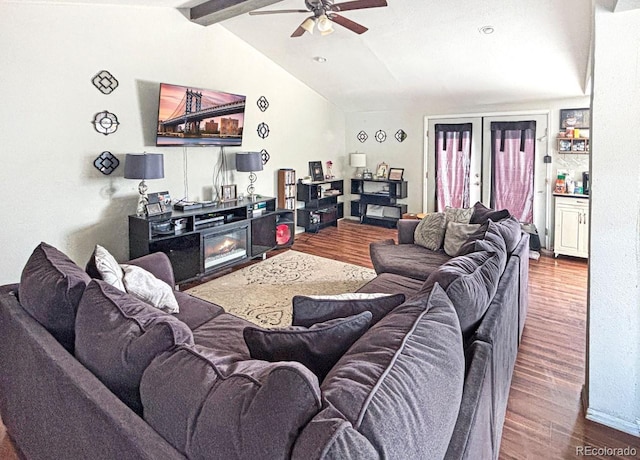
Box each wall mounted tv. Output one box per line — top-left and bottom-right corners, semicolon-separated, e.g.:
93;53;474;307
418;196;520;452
156;83;246;147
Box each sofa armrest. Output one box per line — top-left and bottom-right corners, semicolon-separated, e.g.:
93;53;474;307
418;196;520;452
127;252;176;288
398;219;420;244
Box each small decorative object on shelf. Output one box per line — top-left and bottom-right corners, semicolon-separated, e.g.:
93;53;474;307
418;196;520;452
221;184;237;202
92;70;118;94
325;160;334;179
92;110;119;135
309;161;324;181
388;167;404;181
376;162;389;179
93;151;119;175
559;108;590;130
363;169;373;180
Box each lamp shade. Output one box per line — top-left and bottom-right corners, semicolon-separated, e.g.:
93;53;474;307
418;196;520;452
350;152;367;168
124;153;164;180
236;152;264;172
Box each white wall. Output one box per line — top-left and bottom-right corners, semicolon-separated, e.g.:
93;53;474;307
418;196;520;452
0;2;344;284
587;0;640;436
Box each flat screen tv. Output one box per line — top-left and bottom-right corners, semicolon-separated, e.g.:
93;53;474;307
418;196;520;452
156;83;246;147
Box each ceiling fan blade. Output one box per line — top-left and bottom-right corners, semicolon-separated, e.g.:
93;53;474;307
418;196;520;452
249;9;309;15
291;25;307;37
330;0;387;12
330;14;368;34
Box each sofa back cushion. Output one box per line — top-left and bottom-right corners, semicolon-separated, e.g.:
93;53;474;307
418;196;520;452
469;201;510;224
141;345;322;460
75;280;193;413
422;250;504;339
18;242;91;352
457;219;508;269
292;284;464;459
413;212;446;250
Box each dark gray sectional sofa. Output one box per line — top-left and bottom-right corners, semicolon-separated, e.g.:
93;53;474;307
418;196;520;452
0;206;528;460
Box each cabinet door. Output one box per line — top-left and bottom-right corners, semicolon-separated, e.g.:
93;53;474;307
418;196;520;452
555;204;581;255
579;207;589;256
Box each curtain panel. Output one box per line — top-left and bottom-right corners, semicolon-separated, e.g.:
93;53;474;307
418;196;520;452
435;123;472;212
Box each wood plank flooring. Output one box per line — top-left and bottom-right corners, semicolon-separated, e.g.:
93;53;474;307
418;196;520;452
2;219;639;459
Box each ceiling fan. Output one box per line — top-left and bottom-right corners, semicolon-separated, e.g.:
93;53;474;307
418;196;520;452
248;0;388;37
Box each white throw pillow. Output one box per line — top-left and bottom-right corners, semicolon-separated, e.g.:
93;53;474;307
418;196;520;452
414;212;446;250
120;264;179;314
444;221;481;256
445;206;473;224
94;244;125;292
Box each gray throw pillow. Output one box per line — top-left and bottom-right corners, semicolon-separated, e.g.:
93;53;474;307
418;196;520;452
469;201;511;224
75;279;193;413
445;206;473;224
244;311;372;381
292;292;405;327
414;212;446;250
18;242;91;353
443;221;481;256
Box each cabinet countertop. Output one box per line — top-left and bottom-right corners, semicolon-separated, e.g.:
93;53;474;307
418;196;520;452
553;193;589;199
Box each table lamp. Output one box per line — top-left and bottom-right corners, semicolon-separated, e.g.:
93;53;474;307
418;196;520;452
124;153;164;216
236;152;263;199
350;152;367;178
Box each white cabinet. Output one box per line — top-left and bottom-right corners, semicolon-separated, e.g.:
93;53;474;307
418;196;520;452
554;195;589;258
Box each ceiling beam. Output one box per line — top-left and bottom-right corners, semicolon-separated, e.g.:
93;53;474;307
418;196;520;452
185;0;284;26
613;0;640;12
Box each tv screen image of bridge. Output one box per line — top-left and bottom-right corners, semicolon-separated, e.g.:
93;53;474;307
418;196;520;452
157;85;245;146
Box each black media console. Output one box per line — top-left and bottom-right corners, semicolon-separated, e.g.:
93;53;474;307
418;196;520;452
129;197;279;285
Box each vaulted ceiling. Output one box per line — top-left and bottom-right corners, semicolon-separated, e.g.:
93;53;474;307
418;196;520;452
30;0;593;112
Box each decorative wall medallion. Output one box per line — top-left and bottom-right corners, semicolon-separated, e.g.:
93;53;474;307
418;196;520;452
357;130;368;143
257;122;270;139
92;70;119;94
375;130;387;143
257;96;269;112
93;151;119;175
260;149;270;165
92;110;120;135
395;129;407;142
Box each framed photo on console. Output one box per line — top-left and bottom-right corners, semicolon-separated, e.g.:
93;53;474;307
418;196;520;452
376;162;389;179
388;168;404;181
221;184;237;202
309;161;324;182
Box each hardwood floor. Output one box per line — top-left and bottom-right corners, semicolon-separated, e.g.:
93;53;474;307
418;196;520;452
2;219;639;459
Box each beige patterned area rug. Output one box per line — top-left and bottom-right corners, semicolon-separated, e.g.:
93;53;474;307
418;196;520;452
186;250;376;328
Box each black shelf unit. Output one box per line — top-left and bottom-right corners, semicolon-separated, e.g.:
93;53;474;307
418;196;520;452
351;178;408;228
296;179;344;233
129;197;277;285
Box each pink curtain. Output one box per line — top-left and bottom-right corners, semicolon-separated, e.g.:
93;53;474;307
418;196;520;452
490;121;535;223
435;124;472;212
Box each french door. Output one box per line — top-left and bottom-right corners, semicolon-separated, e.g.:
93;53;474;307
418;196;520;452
426;113;548;242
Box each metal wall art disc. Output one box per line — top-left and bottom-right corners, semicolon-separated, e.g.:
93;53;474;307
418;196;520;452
257;122;270;139
395;129;407;142
92;70;119;94
257;96;269;112
357;130;368;143
94;151;119;175
375;130;387;143
93;110;120;135
260;149;270;165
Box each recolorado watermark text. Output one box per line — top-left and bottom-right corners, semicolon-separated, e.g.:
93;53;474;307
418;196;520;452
576;445;637;457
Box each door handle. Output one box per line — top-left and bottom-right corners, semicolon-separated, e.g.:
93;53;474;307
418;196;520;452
579;214;582;224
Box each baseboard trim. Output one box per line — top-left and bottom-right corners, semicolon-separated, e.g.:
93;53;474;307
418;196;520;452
585;406;640;437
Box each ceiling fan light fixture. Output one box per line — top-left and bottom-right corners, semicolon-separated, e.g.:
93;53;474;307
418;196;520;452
301;17;315;34
317;14;334;34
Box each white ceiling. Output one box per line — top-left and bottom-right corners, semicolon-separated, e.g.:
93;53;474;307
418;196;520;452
25;0;593;113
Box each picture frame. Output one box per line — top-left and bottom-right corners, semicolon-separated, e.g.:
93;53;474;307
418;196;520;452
376;162;389;179
145;202;163;216
309;161;324;182
388;167;404;181
221;184;237;202
559;108;590;129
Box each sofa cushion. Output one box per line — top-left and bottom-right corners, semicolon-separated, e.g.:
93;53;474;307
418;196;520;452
292;284;464;459
444;221;481;256
120;264;179;314
422;251;503;338
292;293;405;327
173;291;224;330
244;312;372;381
140;345;322;459
370;240;451;281
457;220;508;269
18;242;91;352
493;216;523;254
356;272;424;299
445;206;473;223
469;201;511;224
413;212;446;250
75;280;193;413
